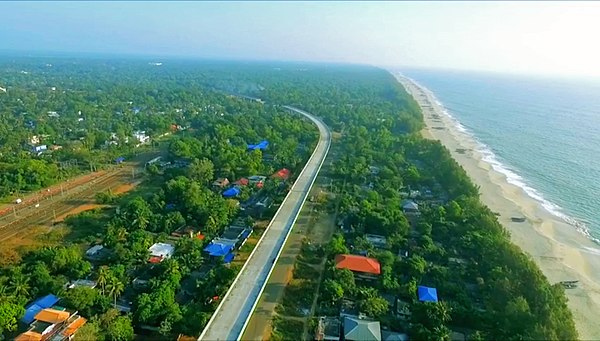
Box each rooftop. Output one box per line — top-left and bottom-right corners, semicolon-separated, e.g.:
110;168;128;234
335;254;381;275
343;316;381;341
149;242;175;258
35;308;70;324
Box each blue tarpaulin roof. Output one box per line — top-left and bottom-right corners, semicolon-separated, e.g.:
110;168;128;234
418;286;438;302
22;294;60;324
115;156;125;163
247;140;269;151
223;252;235;264
204;242;234;257
240;229;252;240
222;187;241;198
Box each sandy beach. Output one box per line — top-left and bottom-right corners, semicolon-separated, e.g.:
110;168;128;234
395;73;600;340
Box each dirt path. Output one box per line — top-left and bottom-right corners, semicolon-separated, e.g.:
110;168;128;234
241;184;338;340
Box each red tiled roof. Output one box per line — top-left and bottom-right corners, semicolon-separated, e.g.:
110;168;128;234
272;168;290;180
234;178;249;186
335;254;381;275
148;256;163;263
256;181;264;189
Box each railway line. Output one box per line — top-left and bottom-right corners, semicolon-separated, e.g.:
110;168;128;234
0;152;157;242
0;170;132;241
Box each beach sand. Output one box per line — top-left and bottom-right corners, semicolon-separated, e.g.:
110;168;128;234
395;73;600;340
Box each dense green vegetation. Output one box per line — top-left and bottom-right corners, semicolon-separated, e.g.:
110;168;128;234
249;66;577;340
0;57;318;339
0;57;577;340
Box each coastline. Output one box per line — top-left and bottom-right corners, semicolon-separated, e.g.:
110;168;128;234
395;73;600;340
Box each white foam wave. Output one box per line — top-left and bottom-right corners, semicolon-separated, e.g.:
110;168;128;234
401;73;600;244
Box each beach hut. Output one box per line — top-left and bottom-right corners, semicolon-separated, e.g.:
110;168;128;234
417;286;438;302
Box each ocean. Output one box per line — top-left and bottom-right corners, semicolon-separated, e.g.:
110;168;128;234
402;68;600;242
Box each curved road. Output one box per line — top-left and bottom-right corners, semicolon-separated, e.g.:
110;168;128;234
199;106;331;341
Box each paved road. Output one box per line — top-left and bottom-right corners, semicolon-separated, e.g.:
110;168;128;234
199;106;331;341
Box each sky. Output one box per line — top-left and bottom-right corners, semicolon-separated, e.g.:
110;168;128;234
2;1;600;78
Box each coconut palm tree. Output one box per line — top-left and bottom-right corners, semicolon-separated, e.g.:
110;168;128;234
9;272;30;298
97;266;110;295
107;277;125;308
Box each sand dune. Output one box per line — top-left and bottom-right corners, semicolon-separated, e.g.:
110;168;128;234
395;73;600;340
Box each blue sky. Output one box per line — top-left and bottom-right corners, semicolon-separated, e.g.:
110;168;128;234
2;1;600;77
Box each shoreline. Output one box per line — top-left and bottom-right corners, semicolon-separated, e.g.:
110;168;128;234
394;72;600;340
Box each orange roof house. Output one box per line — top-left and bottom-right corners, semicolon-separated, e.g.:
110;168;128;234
34;308;70;324
62;317;87;338
335;254;381;275
14;331;42;341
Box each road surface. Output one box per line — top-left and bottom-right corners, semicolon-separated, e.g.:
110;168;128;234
199;106;331;341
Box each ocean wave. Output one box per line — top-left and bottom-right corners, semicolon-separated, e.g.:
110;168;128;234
402;73;600;244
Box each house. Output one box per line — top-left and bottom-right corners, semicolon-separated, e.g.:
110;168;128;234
30;135;40;145
212;178;230;188
66;279;97;289
204;240;236;264
402;200;420;215
66;279;97;290
272;168;291;180
133;130;149;145
22;294;60;324
35;308;70;324
204;240;235;257
86;245;104;257
247;140;269;151
335;254;381;278
365;234;387;249
17;307;87;341
234;178;249;186
31;145;47;153
222;187;241;198
50;145;63;151
221;225;253;248
417;285;439;302
343;316;381;341
148;242;175;263
85;245;111;261
315;317;340;341
248;175;266;184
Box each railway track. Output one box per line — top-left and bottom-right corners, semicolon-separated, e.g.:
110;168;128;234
0;169;133;241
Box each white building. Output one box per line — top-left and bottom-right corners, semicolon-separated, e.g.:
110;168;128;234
133;130;150;146
149;242;175;262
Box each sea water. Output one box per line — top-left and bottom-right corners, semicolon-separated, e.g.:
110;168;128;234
402;68;600;242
